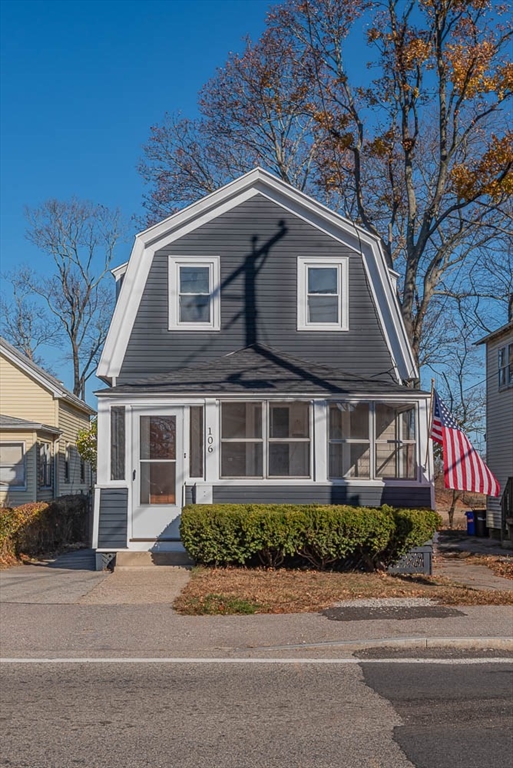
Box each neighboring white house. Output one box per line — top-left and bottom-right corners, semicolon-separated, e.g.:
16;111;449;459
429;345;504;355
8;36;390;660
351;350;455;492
477;318;513;547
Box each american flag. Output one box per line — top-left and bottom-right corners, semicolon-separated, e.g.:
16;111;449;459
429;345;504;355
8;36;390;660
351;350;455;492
431;390;500;497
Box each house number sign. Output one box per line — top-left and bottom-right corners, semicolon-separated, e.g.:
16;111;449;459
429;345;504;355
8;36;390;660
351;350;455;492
207;427;214;453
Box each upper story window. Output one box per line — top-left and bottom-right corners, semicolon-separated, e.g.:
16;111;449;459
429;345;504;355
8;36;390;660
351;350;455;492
169;256;220;331
498;344;513;389
297;256;349;331
0;442;26;489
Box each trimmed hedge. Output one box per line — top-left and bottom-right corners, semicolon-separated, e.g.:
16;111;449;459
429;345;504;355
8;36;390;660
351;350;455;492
0;495;89;563
180;504;442;571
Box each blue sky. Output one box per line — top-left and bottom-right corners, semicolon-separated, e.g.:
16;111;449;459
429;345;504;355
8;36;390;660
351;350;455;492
0;0;272;394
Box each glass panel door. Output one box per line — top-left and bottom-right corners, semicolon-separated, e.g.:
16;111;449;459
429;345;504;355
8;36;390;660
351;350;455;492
131;408;183;541
139;415;176;504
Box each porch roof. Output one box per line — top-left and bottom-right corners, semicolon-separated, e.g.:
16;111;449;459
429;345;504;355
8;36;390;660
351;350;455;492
101;345;427;398
0;413;61;435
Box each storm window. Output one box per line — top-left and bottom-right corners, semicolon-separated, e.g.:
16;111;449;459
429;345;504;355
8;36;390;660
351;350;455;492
169;256;220;330
297;257;348;331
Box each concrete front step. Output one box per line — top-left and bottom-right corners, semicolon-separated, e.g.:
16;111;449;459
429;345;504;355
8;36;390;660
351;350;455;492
115;551;194;568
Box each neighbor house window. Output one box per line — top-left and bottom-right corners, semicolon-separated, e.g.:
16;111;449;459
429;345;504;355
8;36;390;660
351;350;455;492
220;402;311;478
80;459;86;484
189;406;204;479
110;406;125;481
498;344;513;389
375;403;417;479
329;403;370;479
38;442;52;488
64;443;71;483
0;442;26;489
297;257;349;331
169;256;220;330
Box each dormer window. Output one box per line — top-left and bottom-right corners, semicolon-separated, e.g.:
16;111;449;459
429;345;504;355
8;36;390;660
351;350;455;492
297;256;349;331
169;256;220;330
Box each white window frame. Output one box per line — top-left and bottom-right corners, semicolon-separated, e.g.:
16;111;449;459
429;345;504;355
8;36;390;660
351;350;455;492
328;401;371;480
168;256;221;331
0;441;26;490
498;344;513;389
297;256;349;331
219;400;312;480
39;441;52;489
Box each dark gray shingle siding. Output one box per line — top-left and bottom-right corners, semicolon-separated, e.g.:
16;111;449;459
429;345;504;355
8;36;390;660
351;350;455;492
120;195;394;383
98;488;128;548
185;484;431;508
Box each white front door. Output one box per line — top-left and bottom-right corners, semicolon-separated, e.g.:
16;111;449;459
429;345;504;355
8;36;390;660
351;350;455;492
131;408;183;541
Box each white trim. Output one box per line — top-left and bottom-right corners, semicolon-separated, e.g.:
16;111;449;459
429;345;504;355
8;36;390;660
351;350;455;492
297;256;348;331
168;256;220;331
111;262;128;281
97;168;417;382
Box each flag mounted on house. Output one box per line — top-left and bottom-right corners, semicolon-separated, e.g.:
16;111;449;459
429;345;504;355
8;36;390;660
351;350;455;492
430;389;500;497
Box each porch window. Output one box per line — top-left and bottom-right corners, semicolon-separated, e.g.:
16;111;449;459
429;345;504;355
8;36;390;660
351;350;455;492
269;402;310;477
0;442;26;489
329;403;370;479
38;442;52;488
375;403;417;479
169;256;220;330
221;403;263;477
189;406;204;478
220;402;311;478
297;257;349;331
110;406;125;481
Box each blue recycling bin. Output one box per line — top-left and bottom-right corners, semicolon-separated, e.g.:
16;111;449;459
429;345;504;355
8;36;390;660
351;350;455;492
465;511;475;536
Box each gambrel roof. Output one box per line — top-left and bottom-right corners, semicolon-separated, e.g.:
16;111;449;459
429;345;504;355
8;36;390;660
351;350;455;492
97;168;417;384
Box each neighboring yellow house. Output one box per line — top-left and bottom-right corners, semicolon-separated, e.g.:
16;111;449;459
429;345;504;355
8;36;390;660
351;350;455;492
0;337;96;507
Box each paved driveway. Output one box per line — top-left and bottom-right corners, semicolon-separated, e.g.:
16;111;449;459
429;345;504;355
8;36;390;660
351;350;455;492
0;550;108;604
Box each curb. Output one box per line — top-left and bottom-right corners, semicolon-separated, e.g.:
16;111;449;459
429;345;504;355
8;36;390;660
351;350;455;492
258;636;513;652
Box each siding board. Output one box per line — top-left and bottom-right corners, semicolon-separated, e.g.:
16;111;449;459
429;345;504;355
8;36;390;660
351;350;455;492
97;488;128;548
185;484;431;509
120;195;395;382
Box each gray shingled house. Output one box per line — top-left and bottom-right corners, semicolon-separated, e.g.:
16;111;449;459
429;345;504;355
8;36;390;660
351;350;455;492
93;169;434;560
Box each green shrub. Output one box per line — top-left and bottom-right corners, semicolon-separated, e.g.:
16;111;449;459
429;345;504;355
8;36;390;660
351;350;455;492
0;495;89;563
180;504;442;571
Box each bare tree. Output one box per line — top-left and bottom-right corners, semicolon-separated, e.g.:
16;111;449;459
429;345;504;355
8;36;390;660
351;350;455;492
139;0;512;368
0;268;61;365
24;199;124;398
138;28;322;224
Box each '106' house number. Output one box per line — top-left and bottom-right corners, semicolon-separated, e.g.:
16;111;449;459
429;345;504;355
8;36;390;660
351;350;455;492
207;427;214;453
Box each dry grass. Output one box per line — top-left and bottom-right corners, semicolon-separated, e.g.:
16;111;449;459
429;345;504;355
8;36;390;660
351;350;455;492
174;566;513;615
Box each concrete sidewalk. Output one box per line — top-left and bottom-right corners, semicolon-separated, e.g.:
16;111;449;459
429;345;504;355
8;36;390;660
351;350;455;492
1;601;512;659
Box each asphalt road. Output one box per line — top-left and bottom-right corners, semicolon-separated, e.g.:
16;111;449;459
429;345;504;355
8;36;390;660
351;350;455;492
1;661;512;768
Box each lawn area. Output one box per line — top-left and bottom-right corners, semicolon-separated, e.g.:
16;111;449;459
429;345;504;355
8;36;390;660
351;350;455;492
174;566;513;615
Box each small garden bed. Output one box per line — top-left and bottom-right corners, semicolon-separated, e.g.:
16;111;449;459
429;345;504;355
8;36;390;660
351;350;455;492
174;566;513;615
